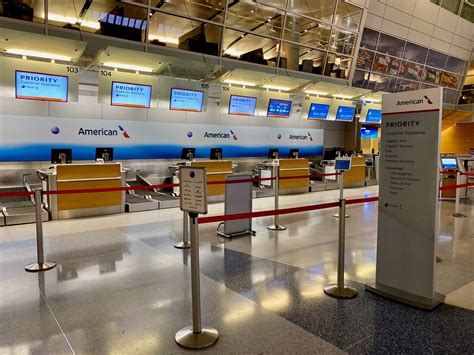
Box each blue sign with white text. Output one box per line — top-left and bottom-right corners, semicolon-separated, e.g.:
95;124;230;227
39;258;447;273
366;109;382;123
335;106;355;122
361;126;379;138
267;99;292;118
308;103;330;120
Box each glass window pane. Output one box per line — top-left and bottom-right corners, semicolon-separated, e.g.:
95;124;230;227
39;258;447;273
443;89;459;104
426;49;448;69
376;33;405;57
356;49;375;71
148;12;222;55
257;0;287;10
329;28;357;56
399;61;425;81
279;43;326;73
289;0;336;24
157;0;225;24
283;14;330;50
366;73;395;92
359;28;378;50
222;28;279;64
461;2;474;22
445;56;466;74
394;79;419;92
373;53;401;76
402;42;428;64
440;0;461;13
441;72;461;89
1;0;44;23
423;67;442;84
352;70;370;88
225;1;284;37
333;1;363;31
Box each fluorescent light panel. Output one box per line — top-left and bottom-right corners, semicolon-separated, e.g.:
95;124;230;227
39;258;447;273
6;49;72;61
305;90;328;96
102;62;153;72
223;79;256;87
262;84;291;91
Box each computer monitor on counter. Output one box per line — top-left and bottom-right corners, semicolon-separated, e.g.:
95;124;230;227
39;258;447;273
51;148;72;164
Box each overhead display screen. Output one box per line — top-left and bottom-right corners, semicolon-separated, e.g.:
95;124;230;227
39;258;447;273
361;126;379;139
308;103;330;120
335;106;355;122
267;99;292;118
228;95;257;116
111;81;152;108
366;109;382;123
15;70;68;102
170;88;204;112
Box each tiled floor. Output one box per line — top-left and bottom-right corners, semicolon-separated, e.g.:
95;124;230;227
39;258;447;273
0;186;472;354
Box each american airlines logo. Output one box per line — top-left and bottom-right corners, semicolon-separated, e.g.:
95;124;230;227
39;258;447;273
203;130;238;140
396;96;433;106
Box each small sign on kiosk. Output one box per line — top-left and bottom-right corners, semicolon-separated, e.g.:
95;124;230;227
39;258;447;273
179;166;208;215
335;157;351;171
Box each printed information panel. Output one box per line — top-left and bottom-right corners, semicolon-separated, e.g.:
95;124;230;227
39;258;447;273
372;87;442;305
179;166;208;214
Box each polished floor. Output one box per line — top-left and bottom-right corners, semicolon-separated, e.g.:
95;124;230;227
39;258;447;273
0;186;473;354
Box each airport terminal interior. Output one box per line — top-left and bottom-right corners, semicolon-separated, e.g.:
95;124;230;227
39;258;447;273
0;0;473;353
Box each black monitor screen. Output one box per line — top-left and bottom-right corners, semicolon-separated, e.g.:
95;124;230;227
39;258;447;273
210;148;223;160
181;147;196;160
268;148;279;159
51;148;72;164
288;149;299;158
96;147;114;161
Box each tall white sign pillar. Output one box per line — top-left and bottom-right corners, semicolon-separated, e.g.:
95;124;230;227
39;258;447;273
366;87;444;310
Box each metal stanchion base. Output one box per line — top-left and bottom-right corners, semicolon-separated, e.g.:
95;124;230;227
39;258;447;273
324;284;358;299
451;212;467;218
267;225;286;231
175;326;219;349
174;241;191;249
25;261;56;272
333;214;350;218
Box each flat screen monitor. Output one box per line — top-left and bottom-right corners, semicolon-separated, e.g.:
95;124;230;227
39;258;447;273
308;103;330;120
335;106;356;122
95;147;114;162
51;148;72;164
181;147;196;160
441;158;457;169
210;148;223;160
170;88;204;112
228;95;257;116
267;99;292;118
361;126;379;139
366;109;382;123
288;149;299;159
15;70;68;102
268;148;279;159
111;81;152;108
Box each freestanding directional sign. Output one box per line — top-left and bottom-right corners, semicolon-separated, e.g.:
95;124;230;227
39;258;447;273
179;166;208;214
366;87;444;309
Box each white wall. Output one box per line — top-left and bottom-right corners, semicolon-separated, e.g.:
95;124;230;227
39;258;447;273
365;0;473;61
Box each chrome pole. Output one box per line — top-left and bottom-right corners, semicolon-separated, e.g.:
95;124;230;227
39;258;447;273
324;199;357;299
268;164;286;231
175;214;218;349
25;189;56;272
334;171;349;218
175;211;191;249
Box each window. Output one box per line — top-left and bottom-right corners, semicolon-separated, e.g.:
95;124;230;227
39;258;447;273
440;0;461;13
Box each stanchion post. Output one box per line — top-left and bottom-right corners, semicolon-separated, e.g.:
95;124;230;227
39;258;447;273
268;164;286;231
334;172;349;218
175;213;218;349
324;199;357;299
451;171;466;218
25;189;56;272
175;211;191;249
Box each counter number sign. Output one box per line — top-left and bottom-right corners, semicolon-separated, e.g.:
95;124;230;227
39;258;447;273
179;166;208;214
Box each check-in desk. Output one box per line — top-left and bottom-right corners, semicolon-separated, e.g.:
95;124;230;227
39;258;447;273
257;158;309;194
190;160;233;196
440;172;457;199
342;156;366;187
44;163;126;220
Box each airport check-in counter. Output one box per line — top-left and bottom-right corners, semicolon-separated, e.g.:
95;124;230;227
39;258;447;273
41;163;126;219
341;156;366;187
257;158;310;193
170;160;234;198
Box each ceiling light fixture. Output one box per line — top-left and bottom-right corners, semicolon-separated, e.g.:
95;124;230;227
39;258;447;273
5;49;73;61
305;90;328;96
223;79;256;87
262;84;291;91
102;62;154;72
332;94;353;99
